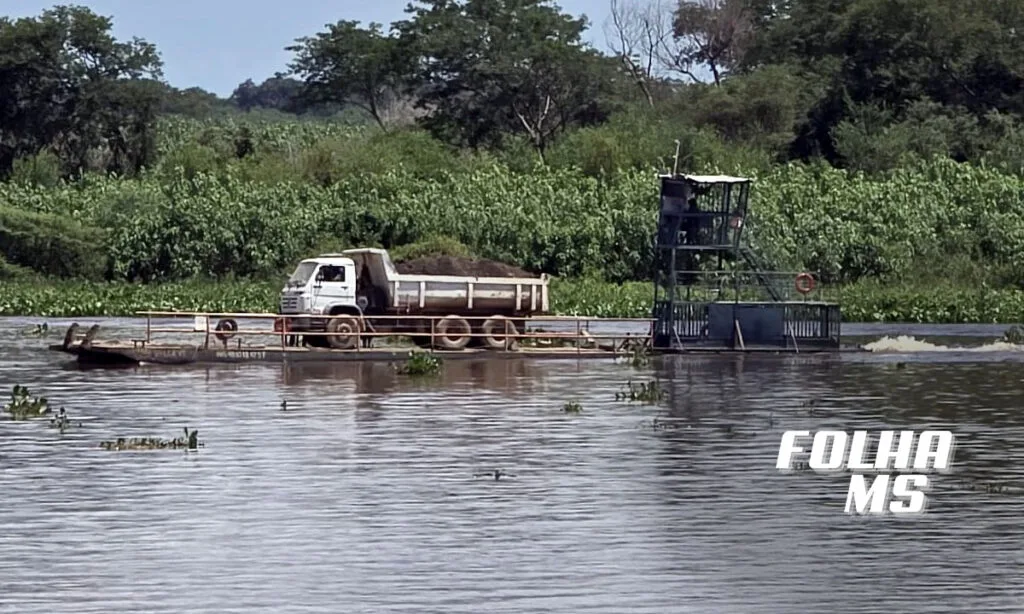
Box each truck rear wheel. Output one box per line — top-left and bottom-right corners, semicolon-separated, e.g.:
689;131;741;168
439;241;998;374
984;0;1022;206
435;315;471;350
326;316;361;350
480;316;519;350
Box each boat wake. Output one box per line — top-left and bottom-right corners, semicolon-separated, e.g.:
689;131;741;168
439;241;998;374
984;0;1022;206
863;335;1024;353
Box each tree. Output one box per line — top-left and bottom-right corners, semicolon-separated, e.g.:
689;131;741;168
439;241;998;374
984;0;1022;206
229;77;304;113
604;0;671;106
286;21;410;130
0;5;163;176
668;0;754;85
396;0;619;157
160;85;236;118
739;0;1024;161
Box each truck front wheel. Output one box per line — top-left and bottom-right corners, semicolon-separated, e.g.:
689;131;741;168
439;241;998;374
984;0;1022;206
326;316;361;350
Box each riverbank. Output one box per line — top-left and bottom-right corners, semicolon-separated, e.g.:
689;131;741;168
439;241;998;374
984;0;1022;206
1;278;1021;324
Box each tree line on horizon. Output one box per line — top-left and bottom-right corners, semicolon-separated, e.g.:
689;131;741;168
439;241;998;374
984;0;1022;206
2;0;1023;181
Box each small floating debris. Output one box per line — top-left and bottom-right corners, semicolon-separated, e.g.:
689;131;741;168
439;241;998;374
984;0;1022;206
954;479;1023;495
4;385;52;420
615;379;665;404
474;469;516;480
618;344;651;368
396;352;442;376
642;416;690;431
23;322;49;336
100;428;203;451
562;401;583;414
47;407;80;433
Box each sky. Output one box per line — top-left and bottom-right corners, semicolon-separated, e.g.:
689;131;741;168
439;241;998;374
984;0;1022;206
7;0;618;97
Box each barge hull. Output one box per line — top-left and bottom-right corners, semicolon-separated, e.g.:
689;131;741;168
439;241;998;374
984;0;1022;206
50;341;864;367
50;343;627;366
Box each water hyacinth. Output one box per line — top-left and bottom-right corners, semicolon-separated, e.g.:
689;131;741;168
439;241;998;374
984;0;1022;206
100;428;203;451
4;385;51;420
5;152;1024;288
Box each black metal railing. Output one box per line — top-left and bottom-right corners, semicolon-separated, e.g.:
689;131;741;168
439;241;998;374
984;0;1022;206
652;299;841;350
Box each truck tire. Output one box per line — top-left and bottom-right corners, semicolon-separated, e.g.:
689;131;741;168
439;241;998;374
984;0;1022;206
435;315;471;350
481;316;519;350
326;316;360;350
214;318;238;342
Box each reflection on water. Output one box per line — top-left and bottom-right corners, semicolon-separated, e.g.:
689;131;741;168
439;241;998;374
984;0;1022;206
1;319;1024;613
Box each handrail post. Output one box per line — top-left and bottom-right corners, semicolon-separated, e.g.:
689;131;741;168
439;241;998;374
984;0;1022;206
145;314;151;343
576;317;581;357
430;317;436;354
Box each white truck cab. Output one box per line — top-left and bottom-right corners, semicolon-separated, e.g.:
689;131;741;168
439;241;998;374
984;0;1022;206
279;256;360;316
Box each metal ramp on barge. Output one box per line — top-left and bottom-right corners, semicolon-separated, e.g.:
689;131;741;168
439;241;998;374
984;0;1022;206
650;172;842;352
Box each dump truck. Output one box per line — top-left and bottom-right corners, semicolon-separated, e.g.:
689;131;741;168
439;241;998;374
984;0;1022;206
277;248;550;350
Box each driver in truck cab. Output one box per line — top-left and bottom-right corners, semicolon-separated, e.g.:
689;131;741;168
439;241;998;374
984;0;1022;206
320;265;345;282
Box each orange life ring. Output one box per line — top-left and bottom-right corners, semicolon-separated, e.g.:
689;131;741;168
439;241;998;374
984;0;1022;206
794;273;816;295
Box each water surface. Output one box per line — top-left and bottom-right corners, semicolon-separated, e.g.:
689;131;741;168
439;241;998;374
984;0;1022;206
1;318;1023;613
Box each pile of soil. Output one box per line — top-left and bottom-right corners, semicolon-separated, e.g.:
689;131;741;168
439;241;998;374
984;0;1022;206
395;255;535;278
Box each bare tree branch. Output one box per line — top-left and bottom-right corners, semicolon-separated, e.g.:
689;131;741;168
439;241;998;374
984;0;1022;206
605;0;725;88
604;0;666;105
513;95;554;158
669;0;754;85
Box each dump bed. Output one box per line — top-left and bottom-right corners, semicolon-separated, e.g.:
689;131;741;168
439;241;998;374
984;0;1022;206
342;248;549;315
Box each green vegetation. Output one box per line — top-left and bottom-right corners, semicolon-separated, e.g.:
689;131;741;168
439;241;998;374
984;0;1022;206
4;385;78;432
396;352;443;376
616;379;666;404
4;385;54;420
5;274;1024;323
99;428;202;451
3;2;1024;323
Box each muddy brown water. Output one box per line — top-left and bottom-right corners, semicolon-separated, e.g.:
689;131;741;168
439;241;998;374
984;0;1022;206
1;317;1023;613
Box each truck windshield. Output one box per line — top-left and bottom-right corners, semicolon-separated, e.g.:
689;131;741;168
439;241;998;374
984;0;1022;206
286;262;318;286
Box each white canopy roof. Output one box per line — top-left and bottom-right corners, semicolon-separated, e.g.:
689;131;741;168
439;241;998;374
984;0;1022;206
660;173;751;184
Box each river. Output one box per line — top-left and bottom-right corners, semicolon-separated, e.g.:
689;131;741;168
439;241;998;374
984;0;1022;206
1;317;1022;613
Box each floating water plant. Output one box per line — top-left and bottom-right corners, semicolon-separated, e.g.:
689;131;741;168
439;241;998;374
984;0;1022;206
100;427;203;451
1003;325;1024;344
396;352;442;376
956;479;1023;494
47;407;78;433
23;322;49;336
615;379;665;404
562;401;583;414
4;385;52;420
619;343;651;368
643;416;688;431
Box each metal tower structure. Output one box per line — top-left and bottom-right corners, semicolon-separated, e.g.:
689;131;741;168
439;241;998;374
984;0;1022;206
650;170;841;352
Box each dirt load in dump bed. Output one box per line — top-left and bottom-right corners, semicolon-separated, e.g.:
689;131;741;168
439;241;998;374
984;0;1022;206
394;255;535;278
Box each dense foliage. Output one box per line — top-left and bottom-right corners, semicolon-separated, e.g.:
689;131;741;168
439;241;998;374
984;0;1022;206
4;145;1024;289
4;277;1024;324
3;2;1024;323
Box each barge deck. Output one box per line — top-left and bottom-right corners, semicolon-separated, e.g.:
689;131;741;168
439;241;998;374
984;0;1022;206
47;312;863;367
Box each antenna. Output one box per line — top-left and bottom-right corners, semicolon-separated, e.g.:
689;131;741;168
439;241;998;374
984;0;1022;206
672;140;681;176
